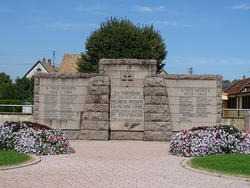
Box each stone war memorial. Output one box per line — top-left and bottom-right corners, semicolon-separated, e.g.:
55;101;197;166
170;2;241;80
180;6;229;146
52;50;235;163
33;59;222;141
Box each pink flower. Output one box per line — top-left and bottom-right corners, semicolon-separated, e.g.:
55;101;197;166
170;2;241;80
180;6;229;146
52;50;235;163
44;133;47;136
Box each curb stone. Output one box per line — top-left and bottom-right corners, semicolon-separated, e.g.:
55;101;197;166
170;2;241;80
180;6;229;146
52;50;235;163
181;158;250;182
0;155;41;170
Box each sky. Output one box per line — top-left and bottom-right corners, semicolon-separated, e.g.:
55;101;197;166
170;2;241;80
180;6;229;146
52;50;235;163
0;0;249;81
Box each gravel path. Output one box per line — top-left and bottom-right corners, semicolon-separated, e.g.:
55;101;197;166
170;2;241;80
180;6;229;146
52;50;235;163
1;141;249;188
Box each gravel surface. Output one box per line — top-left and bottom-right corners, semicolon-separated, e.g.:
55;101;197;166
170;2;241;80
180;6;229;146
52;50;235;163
0;140;249;188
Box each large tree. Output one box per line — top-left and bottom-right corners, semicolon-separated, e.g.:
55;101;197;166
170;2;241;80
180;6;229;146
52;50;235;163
77;17;167;73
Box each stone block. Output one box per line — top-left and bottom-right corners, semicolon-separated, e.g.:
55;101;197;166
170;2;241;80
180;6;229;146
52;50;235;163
34;95;39;103
86;95;109;104
144;87;166;96
81;121;109;130
144;113;170;122
63;130;80;140
82;112;109;121
144;122;172;131
110;122;144;131
144;77;165;87
83;104;109;112
144;131;172;141
34;87;39;94
145;96;168;105
88;86;110;95
110;131;144;140
144;105;169;113
90;76;110;86
80;130;109;140
244;113;250;131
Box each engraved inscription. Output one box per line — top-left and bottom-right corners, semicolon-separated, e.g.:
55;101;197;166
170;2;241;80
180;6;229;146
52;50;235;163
110;88;144;122
179;88;213;122
44;86;77;120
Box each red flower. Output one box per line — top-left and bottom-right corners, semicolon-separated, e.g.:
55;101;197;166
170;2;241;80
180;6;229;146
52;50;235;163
216;134;221;138
44;133;47;136
243;139;246;142
186;136;189;139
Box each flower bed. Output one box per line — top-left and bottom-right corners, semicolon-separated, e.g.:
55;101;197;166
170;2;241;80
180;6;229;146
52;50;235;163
169;125;250;157
0;121;75;155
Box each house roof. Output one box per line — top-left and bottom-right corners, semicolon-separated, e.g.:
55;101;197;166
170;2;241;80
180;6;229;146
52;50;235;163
224;78;250;95
24;60;58;77
40;61;58;72
58;54;81;72
160;70;168;75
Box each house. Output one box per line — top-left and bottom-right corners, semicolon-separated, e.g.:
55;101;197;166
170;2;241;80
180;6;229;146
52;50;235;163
160;69;168;75
25;58;58;78
223;77;250;118
58;54;81;72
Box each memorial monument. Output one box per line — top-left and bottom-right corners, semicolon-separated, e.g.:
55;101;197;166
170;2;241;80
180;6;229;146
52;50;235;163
34;59;222;141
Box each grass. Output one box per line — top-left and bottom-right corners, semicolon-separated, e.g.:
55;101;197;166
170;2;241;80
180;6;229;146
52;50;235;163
187;154;250;178
0;150;33;167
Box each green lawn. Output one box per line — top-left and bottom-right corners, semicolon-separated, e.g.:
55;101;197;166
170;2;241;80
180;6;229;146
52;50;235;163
187;154;250;178
0;150;33;167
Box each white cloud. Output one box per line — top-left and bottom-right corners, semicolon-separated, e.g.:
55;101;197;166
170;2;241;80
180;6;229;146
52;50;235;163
134;5;165;13
231;4;250;10
154;20;199;28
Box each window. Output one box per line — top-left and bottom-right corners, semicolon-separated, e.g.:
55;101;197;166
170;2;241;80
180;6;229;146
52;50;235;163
227;97;236;108
242;96;250;109
37;68;41;72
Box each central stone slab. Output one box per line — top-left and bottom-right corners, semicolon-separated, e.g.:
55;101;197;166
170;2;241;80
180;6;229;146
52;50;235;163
110;87;144;131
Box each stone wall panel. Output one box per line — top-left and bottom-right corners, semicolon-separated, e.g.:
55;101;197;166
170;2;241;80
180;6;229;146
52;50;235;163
81;121;109;130
80;130;109;140
144;87;166;96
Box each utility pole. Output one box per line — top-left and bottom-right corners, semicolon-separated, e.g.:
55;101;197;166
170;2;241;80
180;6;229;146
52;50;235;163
188;66;193;74
52;50;56;67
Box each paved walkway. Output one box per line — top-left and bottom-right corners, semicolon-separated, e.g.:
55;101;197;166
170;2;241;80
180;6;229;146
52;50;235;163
0;141;249;188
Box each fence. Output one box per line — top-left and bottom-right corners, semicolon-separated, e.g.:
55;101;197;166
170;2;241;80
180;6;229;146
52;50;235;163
0;104;33;114
223;108;250;118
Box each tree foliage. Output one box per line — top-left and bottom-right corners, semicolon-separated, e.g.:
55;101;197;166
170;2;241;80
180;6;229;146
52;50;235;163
0;73;12;99
77;17;167;73
0;73;34;104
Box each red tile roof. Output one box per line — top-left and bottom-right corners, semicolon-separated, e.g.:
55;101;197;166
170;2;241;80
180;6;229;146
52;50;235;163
224;78;250;95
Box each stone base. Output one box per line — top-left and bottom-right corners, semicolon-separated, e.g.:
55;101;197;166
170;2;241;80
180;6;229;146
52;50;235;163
144;131;172;141
110;131;144;140
63;130;80;140
244;113;250;131
80;130;109;140
144;122;172;131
